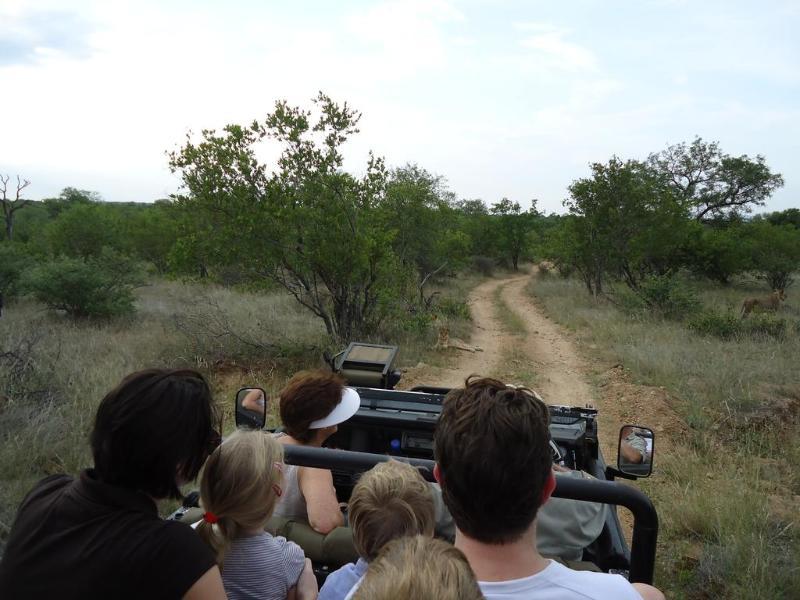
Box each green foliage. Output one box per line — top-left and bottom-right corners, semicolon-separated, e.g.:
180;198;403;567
46;202;117;258
683;222;750;284
0;243;34;299
562;157;689;295
688;310;794;340
760;208;800;229
745;221;800;291
23;250;144;318
648;137;784;221
471;256;495;276
169;93;414;340
688;310;741;339
490;198;537;271
435;296;470;320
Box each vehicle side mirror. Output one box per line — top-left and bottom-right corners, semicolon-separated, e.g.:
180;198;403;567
617;425;654;478
235;387;267;430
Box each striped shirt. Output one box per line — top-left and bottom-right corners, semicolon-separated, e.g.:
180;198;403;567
222;532;306;600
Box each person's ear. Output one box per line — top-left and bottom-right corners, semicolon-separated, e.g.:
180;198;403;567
541;470;556;504
433;463;442;484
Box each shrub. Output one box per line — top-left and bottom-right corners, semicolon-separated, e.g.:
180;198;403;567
743;314;789;339
471;256;495;276
435;297;470;320
637;274;701;320
0;243;33;300
23;250;144;318
688;310;741;339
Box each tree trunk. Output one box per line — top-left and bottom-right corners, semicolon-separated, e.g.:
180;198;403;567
4;214;13;241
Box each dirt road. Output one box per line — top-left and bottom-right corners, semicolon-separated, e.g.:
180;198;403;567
403;272;622;461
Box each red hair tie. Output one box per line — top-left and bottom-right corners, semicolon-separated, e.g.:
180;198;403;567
203;511;219;524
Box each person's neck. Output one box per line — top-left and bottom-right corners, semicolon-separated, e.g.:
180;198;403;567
455;523;550;583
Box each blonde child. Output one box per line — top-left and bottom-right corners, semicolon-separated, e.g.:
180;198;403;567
351;535;483;600
198;430;317;600
318;460;435;600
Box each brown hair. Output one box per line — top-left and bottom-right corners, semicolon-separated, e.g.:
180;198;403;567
434;376;551;544
348;460;435;561
352;535;483;600
279;370;345;443
197;430;284;568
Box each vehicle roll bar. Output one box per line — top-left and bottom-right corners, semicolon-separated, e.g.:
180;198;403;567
283;445;658;584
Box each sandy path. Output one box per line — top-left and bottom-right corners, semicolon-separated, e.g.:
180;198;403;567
400;275;518;389
500;275;620;462
403;272;617;457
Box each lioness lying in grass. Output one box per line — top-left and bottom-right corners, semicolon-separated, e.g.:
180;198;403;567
740;289;786;318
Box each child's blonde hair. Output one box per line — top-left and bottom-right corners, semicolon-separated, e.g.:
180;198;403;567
348;460;435;561
197;429;284;567
352;535;483;600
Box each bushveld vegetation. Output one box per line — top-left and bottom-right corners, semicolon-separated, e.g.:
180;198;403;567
529;275;800;599
1;95;798;597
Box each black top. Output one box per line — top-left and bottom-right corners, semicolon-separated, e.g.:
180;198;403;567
0;469;216;600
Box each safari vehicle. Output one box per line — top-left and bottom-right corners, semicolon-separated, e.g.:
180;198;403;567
177;342;659;585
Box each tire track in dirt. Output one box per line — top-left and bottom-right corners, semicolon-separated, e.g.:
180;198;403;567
500;275;619;462
400;275;516;389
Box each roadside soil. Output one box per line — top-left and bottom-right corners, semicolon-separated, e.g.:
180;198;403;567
402;270;688;538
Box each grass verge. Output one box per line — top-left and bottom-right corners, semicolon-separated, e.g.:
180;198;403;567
527;276;800;599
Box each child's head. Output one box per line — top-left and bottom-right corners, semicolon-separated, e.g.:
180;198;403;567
352;535;483;600
198;429;284;563
348;460;435;562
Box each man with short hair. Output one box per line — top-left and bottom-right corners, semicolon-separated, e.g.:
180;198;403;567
433;376;664;600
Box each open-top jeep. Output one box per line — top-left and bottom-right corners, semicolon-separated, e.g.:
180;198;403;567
175;342;659;585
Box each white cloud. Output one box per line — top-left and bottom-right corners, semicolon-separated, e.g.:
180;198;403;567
517;26;597;72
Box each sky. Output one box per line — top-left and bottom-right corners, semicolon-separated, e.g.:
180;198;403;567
1;0;798;214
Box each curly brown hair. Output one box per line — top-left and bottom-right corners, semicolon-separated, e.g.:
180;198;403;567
279;370;345;443
434;376;552;544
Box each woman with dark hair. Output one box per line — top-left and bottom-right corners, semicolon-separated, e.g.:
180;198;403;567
0;369;226;600
274;369;360;534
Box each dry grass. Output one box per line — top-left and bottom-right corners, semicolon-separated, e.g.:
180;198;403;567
0;275;477;547
527;276;800;599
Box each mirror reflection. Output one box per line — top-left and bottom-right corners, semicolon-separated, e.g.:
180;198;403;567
617;425;654;477
235;387;267;430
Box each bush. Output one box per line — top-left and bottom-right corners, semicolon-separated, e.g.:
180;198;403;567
637;274;701;320
688;310;741;339
23;250;144;318
743;314;790;339
435;297;471;320
471;256;495;276
0;243;33;300
688;310;795;340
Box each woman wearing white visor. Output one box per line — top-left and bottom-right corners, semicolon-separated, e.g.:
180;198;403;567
273;370;360;534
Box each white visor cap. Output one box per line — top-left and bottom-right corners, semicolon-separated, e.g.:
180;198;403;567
308;387;361;429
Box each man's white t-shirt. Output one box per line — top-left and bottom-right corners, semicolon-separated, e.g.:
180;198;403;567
478;560;642;600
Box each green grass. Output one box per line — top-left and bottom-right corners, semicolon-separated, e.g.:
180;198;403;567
0;274;478;546
527;275;800;599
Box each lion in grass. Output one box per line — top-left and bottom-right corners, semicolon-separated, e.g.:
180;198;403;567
740;289;786;318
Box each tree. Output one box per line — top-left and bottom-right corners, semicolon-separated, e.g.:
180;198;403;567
453;199;496;258
0;242;33;300
46;202;116;258
383;165;469;306
745;222;800;291
169;93;412;340
683;222;750;285
1;174;31;241
648;137;784;221
563;158;688;295
490;198;537;271
23;249;144;318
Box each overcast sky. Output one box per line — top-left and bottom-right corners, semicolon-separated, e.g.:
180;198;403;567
1;0;798;214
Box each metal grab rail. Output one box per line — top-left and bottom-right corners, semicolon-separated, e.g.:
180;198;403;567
283;444;658;584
